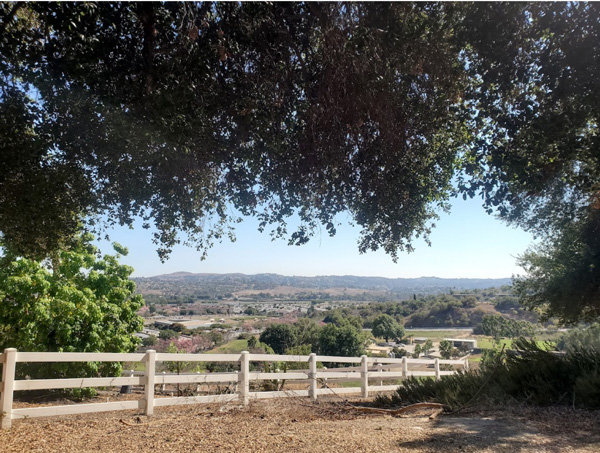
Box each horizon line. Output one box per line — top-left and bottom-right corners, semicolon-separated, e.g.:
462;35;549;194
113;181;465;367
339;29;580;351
133;271;514;280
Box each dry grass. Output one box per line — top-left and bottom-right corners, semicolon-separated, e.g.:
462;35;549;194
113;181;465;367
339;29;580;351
2;397;600;452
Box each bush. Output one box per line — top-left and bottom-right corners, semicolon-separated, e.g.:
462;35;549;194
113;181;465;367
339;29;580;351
376;338;600;410
0;233;143;396
574;371;600;409
142;335;158;347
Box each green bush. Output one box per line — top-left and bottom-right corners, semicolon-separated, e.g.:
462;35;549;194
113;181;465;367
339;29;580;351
376;338;600;410
574;371;600;409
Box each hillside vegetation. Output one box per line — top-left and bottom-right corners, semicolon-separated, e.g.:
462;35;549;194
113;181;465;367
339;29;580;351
134;272;511;303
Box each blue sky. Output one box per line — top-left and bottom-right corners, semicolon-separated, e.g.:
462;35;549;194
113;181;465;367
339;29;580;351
95;195;535;279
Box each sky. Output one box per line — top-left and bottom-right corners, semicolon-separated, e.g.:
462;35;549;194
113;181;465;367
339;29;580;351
95;195;535;279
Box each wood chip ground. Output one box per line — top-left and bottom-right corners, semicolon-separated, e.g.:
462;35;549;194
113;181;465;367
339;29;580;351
1;397;599;452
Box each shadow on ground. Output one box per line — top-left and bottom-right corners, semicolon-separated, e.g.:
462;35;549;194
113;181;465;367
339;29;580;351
398;416;600;452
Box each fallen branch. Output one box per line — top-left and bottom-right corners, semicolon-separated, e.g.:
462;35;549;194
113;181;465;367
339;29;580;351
428;408;444;420
119;417;146;426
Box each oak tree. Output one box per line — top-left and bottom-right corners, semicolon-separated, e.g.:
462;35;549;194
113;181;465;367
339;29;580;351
371;314;405;343
0;2;471;260
3;3;600;322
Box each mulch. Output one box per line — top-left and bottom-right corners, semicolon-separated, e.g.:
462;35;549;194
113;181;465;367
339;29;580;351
2;396;600;452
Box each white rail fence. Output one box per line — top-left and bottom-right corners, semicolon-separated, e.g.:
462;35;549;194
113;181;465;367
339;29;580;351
0;348;467;429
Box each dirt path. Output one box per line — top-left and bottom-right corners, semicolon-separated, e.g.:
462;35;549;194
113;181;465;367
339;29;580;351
1;399;599;452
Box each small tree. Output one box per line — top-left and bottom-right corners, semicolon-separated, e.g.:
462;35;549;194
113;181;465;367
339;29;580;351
412;344;422;359
422;339;434;356
247;336;258;349
259;324;297;354
294;318;321;353
0;233;143;384
319;323;366;358
162;340;196;396
159;329;179;340
439;340;453;359
142;335;158;348
371;314;405;343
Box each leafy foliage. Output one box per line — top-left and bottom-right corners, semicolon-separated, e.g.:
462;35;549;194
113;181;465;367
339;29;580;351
0;233;143;380
293;318;321;352
0;2;471;261
259;324;297;355
455;3;600;322
474;314;535;340
515;213;600;323
556;323;600;353
318;323;367;358
377;339;600;410
3;3;600;321
322;309;364;331
258;318;368;358
371;314;405;342
422;339;434;356
439;340;460;359
411;344;422;359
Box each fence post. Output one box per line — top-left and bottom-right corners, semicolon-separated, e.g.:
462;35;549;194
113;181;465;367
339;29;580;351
360;355;369;398
402;356;408;380
144;349;156;416
308;353;317;402
434;358;440;381
239;351;249;406
1;348;17;430
377;362;383;386
464;357;469;372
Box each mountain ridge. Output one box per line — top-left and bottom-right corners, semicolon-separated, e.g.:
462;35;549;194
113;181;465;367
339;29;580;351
144;271;511;282
133;272;512;300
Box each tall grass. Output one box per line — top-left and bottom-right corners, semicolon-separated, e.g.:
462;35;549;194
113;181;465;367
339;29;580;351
376;338;600;410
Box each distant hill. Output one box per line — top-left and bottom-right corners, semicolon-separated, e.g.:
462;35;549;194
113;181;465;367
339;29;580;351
133;272;512;301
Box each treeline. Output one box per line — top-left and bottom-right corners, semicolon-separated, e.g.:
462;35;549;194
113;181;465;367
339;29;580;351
309;291;537;329
142;321;232;352
259;318;369;358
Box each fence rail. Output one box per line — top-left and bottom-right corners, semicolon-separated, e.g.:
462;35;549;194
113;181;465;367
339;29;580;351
0;348;467;429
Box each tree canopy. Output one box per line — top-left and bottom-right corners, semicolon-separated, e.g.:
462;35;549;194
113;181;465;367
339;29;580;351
371;314;405;342
474;314;535;340
0;2;471;260
2;2;600;322
259;323;297;355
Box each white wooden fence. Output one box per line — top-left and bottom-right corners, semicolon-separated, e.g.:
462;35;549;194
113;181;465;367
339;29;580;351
0;348;467;429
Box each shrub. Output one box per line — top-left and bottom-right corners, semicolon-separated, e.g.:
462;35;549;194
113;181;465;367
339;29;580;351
574;371;600;409
376;338;600;411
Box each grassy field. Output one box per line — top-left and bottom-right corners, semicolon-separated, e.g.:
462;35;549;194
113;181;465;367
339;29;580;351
404;330;470;340
476;338;513;349
208;338;249;354
476;338;556;350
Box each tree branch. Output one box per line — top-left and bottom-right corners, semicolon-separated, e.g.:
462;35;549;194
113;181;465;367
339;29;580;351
0;1;25;37
138;3;156;94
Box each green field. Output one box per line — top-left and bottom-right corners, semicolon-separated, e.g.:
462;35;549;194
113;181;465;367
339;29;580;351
476;338;513;349
404;330;468;340
476;338;556;350
209;339;249;354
